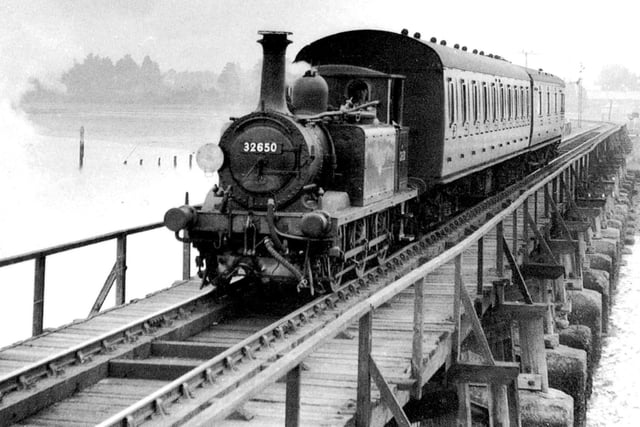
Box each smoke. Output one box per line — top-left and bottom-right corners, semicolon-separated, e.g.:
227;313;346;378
0;2;81;142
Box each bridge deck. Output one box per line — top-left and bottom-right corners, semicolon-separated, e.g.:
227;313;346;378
4;190;550;426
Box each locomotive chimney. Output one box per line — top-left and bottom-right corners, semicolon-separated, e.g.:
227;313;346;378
257;30;292;113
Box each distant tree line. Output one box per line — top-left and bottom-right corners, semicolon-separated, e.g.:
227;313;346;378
597;64;640;91
22;53;263;105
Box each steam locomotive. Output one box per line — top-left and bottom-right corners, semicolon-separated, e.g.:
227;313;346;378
164;29;565;295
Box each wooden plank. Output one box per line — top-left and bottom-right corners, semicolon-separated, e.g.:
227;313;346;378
520;263;565;280
493;302;549;319
0;348;54;362
108;357;202;380
448;361;520;385
518;373;543;391
0;305;226;426
151;341;227;359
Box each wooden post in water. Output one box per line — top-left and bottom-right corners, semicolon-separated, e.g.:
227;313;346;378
79;126;85;169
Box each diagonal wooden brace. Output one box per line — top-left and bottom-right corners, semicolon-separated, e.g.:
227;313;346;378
369;355;411;427
525;211;557;265
501;237;534;304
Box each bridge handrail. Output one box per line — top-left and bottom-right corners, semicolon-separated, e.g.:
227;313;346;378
0;222;163;268
0;219;190;337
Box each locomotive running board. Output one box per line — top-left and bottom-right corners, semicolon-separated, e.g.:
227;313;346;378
331;188;418;225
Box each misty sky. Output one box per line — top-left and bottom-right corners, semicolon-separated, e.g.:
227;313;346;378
2;0;640;102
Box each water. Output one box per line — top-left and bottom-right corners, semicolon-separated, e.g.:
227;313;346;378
587;242;640;425
0;102;246;347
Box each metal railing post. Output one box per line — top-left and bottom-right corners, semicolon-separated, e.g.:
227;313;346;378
411;278;424;399
116;235;127;305
285;365;301;427
512;208;518;256
496;222;504;277
182;192;191;280
183;240;191;280
356;311;373;427
32;256;46;336
523;197;529;264
477;237;483;295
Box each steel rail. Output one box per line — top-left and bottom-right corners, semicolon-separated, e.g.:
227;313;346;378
96;123;622;425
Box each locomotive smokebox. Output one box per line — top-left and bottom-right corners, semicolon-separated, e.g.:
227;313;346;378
257;31;292;113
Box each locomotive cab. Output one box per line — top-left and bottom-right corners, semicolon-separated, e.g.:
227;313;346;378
315;64;405;126
312;65;410;204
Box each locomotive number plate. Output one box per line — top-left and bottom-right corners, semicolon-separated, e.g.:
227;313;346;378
242;141;281;154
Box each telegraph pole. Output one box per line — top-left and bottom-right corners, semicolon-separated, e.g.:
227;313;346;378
521;50;536;68
577;64;585;128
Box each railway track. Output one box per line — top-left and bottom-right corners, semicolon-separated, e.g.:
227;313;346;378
0;123;618;426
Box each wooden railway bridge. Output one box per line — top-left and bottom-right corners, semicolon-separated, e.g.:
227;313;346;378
0;123;632;426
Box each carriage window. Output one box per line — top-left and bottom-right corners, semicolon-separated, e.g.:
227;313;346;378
536;88;542;116
482;82;489;122
447;79;456;126
507;85;512;120
461;79;468;124
499;84;505;121
554;91;558;114
526;87;530;118
472;81;479;123
491;83;497;122
546;88;551;116
560;92;565;113
520;87;525;118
